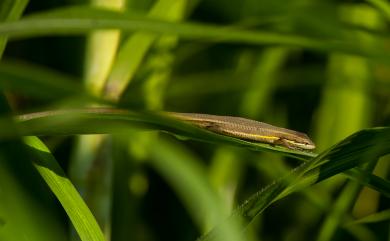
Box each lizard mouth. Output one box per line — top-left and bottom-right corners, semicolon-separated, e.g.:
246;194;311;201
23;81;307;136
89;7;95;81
285;140;316;150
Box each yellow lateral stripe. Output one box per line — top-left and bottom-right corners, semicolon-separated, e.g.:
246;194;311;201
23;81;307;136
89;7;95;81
249;135;279;140
230;132;280;141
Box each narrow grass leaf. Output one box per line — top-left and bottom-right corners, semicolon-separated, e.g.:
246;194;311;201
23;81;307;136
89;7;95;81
0;98;67;241
0;108;387;196
23;136;105;241
344;168;390;197
83;0;125;95
367;0;390;21
104;0;186;100
0;0;28;57
200;127;390;241
0;61;86;99
0;6;388;61
12;108;316;159
345;209;390;225
148;138;243;241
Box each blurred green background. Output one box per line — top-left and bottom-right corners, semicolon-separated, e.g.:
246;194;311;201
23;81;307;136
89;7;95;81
0;0;389;241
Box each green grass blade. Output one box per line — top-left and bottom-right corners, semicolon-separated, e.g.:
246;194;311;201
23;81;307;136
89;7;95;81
1;108;389;241
104;0;186;101
148;138;243;241
0;61;87;99
346;209;390;225
345;168;390;197
75;0;125;235
83;0;124;96
200;127;390;241
366;0;390;21
23;136;105;241
0;6;388;61
0;0;28;57
4;108;388;196
0;93;67;241
279;128;390;199
0;140;68;241
0;0;28;22
12;108;315;159
0;104;67;241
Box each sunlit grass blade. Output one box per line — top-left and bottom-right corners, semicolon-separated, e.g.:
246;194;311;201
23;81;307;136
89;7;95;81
13;6;327;49
0;0;28;57
0;108;386;196
1;108;389;241
199;127;390;241
104;0;186;101
0;93;67;241
279;128;390;199
0;6;388;61
23;136;105;241
10;108;315;159
366;0;390;21
74;0;125;236
83;0;124;96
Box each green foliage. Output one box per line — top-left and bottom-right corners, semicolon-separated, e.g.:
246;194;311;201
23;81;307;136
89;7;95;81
0;1;389;241
24;136;105;241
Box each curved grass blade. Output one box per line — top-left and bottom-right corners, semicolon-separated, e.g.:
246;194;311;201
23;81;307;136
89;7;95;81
278;128;390;199
345;209;390;226
103;0;186;101
23;136;105;241
1;6;326;49
0;94;67;241
366;0;390;21
199;127;390;241
11;108;315;159
0;61;86;99
344;168;390;197
0;6;388;61
0;107;387;241
0;108;387;196
148;138;243;241
0;0;28;57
